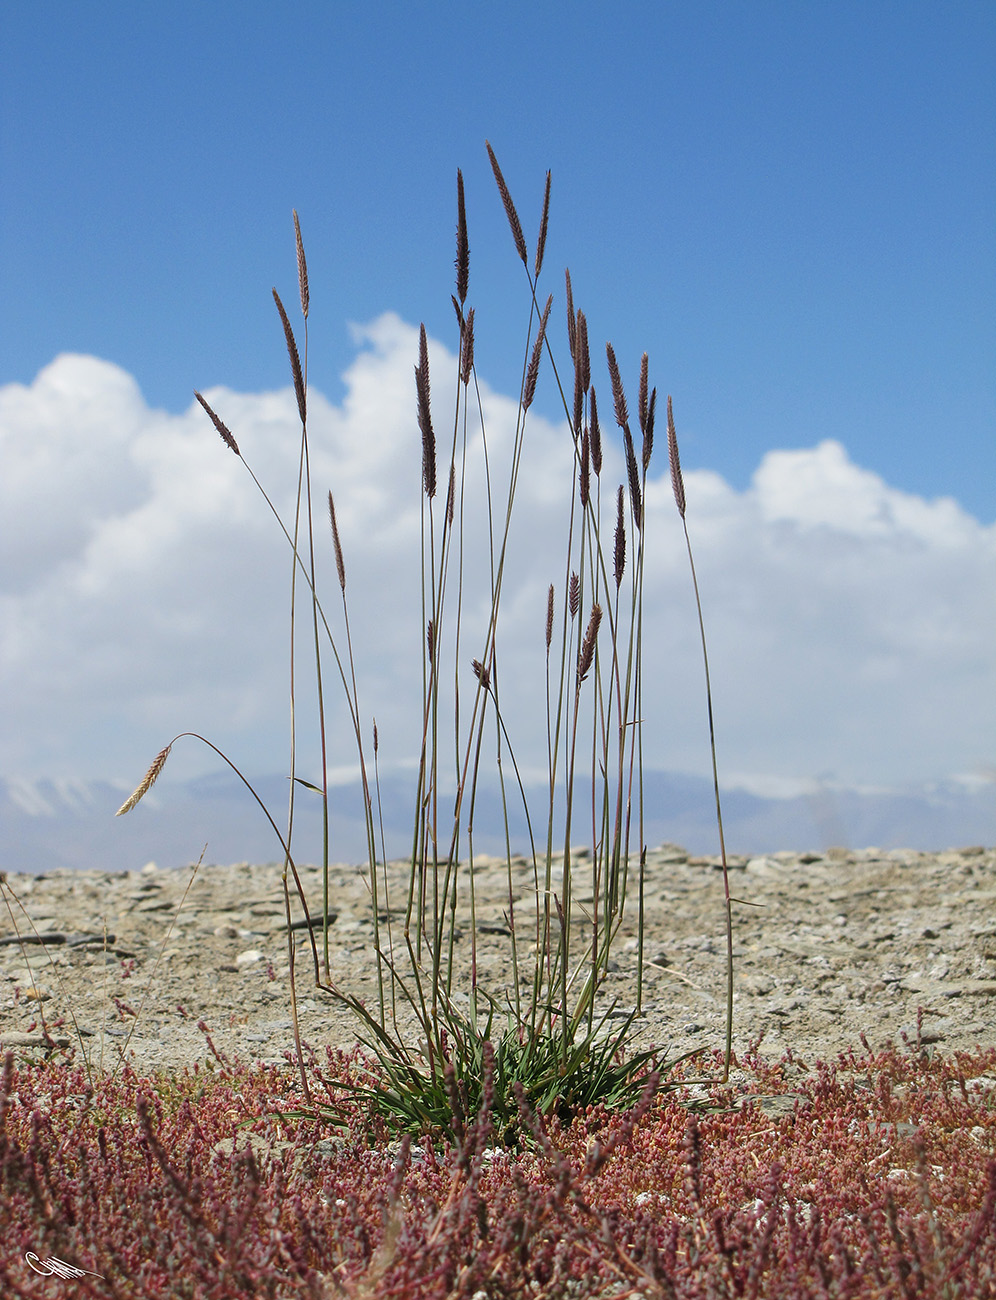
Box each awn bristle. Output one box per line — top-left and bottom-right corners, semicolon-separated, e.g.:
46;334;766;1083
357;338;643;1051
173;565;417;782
534;170;551;278
545;583;555;651
569;571;580;620
416;324;436;499
605;342;629;431
565;269;576;362
523;294;552;412
614;485;626;590
624;428;643;532
116;744;172;816
455;169;469;306
589;385;602;476
272;289;307;425
328;491;346;591
194;392;240;456
292;210;309;320
485;140;527;267
667;395;686;519
576;603;602;689
643;387;656;472
461;306;475;385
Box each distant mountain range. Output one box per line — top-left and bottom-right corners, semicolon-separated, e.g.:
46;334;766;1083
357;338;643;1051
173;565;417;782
2;769;992;876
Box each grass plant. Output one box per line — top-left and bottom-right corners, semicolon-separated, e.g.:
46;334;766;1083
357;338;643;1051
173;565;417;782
115;146;735;1136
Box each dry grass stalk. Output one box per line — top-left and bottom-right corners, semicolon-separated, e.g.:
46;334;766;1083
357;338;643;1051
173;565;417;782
485;140;528;266
194;392;240;456
115;744;172;816
271;288;306;424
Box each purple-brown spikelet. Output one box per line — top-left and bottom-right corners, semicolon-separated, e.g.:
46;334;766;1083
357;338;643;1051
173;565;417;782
462;305;478;384
668;394;686;519
579;428;590;510
573;310;590;435
534;169;551;278
589;385;602;476
643;387;656;471
416;323;436;499
485;140;527;267
292;210;309;320
545;583;555;651
624;428;643;531
568;571;580;620
576;604;602;688
614;485;626;589
373;719;379;754
471;658;490;691
639;353;649;436
446;462;455;526
426;619;435;664
605;342;629;431
565;269;576;362
522;295;551;412
455;169;469;306
194;392;240;456
272;289;307;425
328;491;346;591
116;744;173;816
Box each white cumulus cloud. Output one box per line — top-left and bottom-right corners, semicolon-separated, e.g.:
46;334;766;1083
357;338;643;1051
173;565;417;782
1;316;993;797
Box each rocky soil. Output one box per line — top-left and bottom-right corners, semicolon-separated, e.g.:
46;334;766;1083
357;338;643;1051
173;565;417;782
2;844;994;1081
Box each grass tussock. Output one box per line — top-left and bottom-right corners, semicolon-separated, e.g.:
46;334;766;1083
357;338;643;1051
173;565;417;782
114;145;736;1136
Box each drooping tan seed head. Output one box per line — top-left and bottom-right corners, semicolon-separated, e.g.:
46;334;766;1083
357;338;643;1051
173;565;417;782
116;744;173;816
272;289;307;425
292;210;309;320
485;140;527;267
668;395;686;519
194;392;240;456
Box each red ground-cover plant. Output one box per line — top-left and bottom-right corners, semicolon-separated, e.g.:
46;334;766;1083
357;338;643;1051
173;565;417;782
1;1040;994;1298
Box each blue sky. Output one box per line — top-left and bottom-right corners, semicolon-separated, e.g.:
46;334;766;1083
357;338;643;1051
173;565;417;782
1;3;994;809
3;2;993;516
